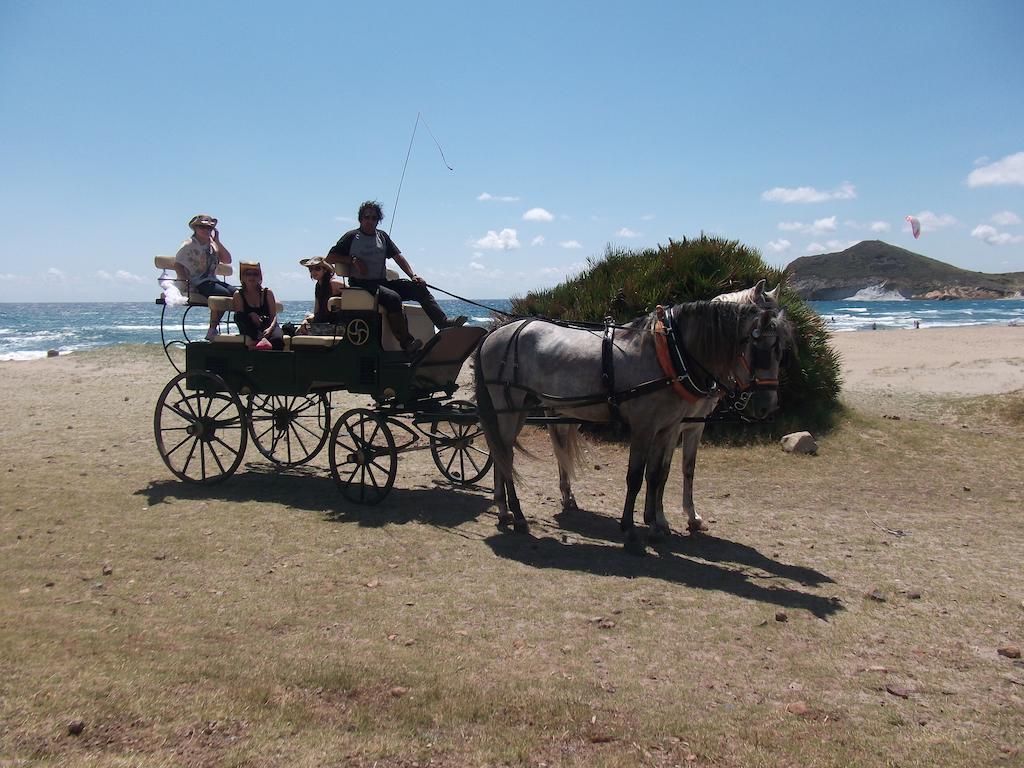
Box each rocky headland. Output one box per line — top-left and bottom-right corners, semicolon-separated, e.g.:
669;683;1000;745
784;240;1024;300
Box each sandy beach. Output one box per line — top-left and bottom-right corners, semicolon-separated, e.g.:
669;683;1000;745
1;327;1021;765
831;325;1024;396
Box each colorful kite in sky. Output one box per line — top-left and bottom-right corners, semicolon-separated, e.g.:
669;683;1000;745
906;215;921;239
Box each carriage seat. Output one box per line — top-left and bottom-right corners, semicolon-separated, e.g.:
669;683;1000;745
327;264;434;352
204;295;286;346
154;255;234;306
326;293;433;352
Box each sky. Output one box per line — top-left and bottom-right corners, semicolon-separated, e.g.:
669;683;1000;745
1;0;1022;302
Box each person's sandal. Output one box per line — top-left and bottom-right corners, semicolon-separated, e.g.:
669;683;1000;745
449;315;469;327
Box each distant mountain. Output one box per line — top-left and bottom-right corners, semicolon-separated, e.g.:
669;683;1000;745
784;240;1024;300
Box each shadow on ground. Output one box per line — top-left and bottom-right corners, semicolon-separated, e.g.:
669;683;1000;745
136;461;491;529
485;504;843;619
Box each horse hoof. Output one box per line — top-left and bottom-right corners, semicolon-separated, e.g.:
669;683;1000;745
688;519;709;534
649;524;672;543
623;536;646;556
497;514;514;531
513;520;530;534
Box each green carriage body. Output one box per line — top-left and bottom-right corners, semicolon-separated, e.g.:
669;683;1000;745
183;312;485;405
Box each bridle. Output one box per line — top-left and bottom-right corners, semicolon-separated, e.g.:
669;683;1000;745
719;326;783;417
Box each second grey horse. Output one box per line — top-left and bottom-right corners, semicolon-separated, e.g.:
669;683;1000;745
474;301;792;548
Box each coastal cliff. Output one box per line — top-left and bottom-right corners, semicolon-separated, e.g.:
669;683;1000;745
784;240;1024;300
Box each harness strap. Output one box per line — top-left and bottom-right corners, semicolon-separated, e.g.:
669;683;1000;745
654;306;704;404
601;317;621;421
495;318;538;412
482;375;684;414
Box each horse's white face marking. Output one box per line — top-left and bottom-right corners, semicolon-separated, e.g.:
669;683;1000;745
712;278;781;311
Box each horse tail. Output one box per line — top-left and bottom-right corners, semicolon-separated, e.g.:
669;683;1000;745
473;338;517;482
548;424;583;480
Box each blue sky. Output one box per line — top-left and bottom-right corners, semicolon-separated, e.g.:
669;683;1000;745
1;0;1022;302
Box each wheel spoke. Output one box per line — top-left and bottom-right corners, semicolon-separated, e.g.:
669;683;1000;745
163;432;197;458
207;440;228;475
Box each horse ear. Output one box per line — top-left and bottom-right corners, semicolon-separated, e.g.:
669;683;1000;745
753;278;766;295
765;284;780;301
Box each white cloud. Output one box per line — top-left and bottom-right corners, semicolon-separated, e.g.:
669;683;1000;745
971;224;1024;245
539;267;562;275
991;210;1021;226
523;207;555;222
806;242;824;253
966;151;1024;187
560;240;583;249
0;272;21;281
616;227;641;238
115;270;145;284
477;192;520;202
47;268;67;280
473;228;520;250
530;235;545;246
766;239;791;254
914;210;957;230
761;181;856;203
777;215;837;235
869;221;891;232
469;261;485;270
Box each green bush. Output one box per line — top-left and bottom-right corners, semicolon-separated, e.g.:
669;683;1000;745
509;235;844;439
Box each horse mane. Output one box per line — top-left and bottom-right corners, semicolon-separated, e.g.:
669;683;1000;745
669;301;789;376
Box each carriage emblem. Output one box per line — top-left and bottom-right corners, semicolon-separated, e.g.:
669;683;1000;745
346;318;370;346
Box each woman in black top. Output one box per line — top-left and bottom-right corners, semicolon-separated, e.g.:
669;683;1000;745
232;261;283;350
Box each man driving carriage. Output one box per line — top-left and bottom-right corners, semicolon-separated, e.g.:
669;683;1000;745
326;201;467;354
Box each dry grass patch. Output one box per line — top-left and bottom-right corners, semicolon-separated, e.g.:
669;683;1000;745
1;347;1022;766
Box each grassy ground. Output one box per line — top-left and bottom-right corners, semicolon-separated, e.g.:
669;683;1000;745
1;346;1022;766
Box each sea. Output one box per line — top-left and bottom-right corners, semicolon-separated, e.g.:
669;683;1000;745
2;297;1023;362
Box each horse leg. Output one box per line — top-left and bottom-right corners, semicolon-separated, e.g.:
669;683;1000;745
548;423;580;511
643;427;678;542
619;440;647;552
504;479;530;533
493;463;511;529
491;411;528;531
679;424;709;533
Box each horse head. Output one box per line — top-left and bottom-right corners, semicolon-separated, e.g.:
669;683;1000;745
731;307;793;420
712;278;782;311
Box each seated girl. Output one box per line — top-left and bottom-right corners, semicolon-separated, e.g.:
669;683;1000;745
232;261;284;350
296;256;345;334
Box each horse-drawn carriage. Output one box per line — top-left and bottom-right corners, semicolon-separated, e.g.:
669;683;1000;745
153;258;493;504
153;257;791;544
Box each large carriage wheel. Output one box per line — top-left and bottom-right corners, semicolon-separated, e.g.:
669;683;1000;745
247;393;330;466
328;408;397;504
429;400;493;485
154;371;247;483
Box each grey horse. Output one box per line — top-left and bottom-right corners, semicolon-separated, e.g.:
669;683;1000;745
474;301;792;548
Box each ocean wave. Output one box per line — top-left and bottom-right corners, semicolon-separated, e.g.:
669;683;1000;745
0;350;58;361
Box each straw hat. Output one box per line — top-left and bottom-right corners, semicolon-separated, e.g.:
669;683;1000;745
239;261;263;279
299;256;335;273
188;214;218;229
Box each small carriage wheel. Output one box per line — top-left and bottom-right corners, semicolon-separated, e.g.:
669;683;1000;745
154;371;248;484
429;399;493;486
329;408;397;504
247;393;331;466
347;319;370;346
